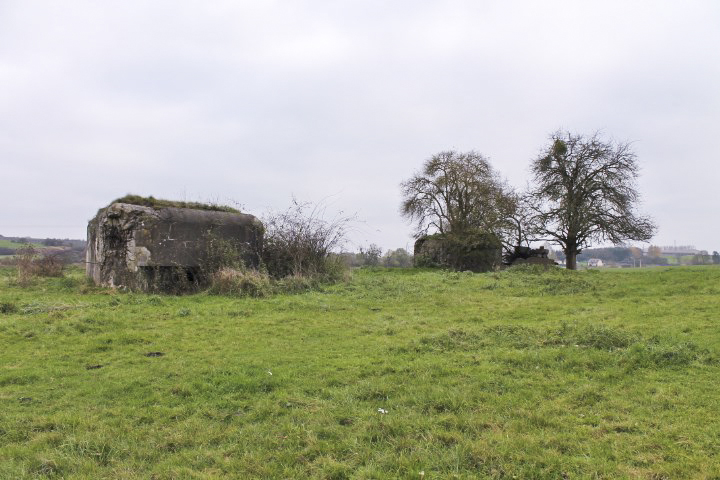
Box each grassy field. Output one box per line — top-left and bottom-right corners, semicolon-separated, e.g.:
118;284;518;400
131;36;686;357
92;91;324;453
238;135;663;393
1;266;719;479
0;239;44;261
0;239;43;250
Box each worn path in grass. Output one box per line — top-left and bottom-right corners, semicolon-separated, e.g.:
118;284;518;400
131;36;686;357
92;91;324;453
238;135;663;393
1;266;719;478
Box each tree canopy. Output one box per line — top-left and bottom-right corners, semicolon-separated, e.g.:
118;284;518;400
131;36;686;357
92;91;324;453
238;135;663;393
400;150;516;244
528;131;656;269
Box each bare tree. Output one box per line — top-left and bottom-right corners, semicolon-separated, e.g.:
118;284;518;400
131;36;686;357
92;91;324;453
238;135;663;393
358;244;382;266
500;190;538;250
400;150;516;242
528;131;656;270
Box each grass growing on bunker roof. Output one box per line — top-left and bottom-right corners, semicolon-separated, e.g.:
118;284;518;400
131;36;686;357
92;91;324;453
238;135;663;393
1;265;719;478
112;194;242;213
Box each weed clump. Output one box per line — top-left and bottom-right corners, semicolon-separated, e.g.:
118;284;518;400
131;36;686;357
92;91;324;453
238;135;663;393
547;323;639;350
0;301;18;314
208;268;272;297
273;274;315;294
207;265;348;297
30;458;64;477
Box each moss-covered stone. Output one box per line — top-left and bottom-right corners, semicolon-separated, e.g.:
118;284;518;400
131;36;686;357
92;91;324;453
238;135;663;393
413;231;502;272
112;194;241;214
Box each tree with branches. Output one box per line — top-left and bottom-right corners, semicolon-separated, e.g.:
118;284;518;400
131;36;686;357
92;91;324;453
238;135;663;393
528;131;656;270
400;150;516;244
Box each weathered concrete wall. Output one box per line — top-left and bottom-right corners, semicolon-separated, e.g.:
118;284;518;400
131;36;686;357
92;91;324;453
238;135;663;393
86;202;263;291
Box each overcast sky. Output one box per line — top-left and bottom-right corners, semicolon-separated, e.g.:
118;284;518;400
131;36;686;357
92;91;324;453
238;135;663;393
2;1;718;252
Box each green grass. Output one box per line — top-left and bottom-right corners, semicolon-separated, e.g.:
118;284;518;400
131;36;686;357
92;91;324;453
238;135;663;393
1;265;719;478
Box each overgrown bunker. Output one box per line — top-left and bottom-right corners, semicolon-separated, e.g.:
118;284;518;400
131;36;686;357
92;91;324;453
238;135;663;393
86;199;263;292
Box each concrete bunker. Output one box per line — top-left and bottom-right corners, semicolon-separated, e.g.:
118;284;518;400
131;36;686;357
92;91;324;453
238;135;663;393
86;198;263;292
413;231;502;272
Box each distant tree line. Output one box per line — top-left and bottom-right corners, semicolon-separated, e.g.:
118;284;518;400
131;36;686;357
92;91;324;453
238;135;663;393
688;251;720;265
339;245;413;268
42;238;67;247
0;236;86;249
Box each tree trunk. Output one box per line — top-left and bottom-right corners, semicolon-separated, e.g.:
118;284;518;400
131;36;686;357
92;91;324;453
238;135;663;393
565;245;578;270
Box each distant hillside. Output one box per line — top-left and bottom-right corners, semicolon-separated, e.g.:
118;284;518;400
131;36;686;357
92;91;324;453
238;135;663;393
0;234;86;262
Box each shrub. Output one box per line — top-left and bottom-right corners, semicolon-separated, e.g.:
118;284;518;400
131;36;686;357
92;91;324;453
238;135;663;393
321;254;353;283
382;248;413;268
13;245;65;286
359;244;383;266
273;274;315;294
15;245;37;286
261;198;354;279
203;198;354;296
33;252;64;277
